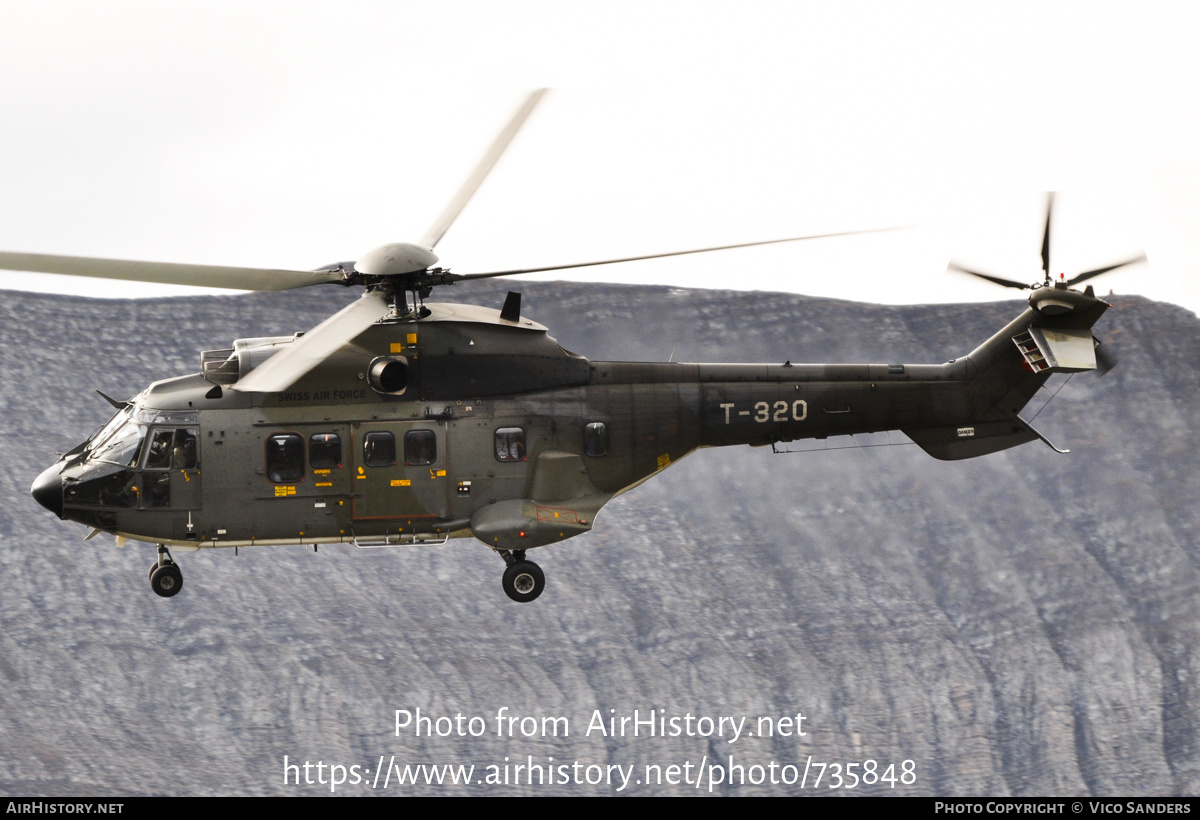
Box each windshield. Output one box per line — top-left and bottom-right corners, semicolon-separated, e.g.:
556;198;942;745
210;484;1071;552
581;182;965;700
86;410;129;454
89;415;148;467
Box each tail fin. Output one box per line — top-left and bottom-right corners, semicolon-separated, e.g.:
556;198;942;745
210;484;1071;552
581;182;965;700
903;286;1109;460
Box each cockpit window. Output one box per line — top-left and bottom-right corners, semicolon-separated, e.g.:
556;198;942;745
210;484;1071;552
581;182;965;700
141;428;198;471
144;430;174;469
87;410;130;454
90;417;148;467
173;429;198;470
64;462;138;509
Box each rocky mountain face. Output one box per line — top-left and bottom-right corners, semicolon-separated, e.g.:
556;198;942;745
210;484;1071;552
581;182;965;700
1;281;1197;796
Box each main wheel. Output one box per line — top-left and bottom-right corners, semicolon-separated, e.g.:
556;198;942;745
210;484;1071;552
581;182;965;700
150;562;183;598
502;560;545;603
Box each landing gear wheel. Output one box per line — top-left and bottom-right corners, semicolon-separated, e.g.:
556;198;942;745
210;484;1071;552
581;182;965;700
150;563;183;597
502;560;544;603
149;545;177;585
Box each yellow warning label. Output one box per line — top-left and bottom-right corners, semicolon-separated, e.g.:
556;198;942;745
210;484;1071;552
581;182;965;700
274;486;296;497
391;479;412;487
315;482;332;487
406;333;418;345
657;453;671;470
536;506;579;523
390;342;405;353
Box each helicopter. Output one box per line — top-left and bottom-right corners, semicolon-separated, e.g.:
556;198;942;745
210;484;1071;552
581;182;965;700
14;91;1141;603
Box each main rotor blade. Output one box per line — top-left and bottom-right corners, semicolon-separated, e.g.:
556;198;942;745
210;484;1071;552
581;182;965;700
946;261;1031;290
1067;254;1147;286
1041;191;1055;277
0;251;344;291
419;89;549;250
453;227;906;280
231;290;390;393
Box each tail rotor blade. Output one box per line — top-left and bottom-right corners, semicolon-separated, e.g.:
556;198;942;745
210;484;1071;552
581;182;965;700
1041;192;1055;279
1068;254;1147;287
947;260;1031;290
949;192;1144;295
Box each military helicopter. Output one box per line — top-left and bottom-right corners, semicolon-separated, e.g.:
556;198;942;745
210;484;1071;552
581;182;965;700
15;92;1140;603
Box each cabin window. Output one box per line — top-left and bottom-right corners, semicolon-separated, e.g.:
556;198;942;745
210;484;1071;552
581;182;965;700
309;433;342;470
266;433;305;483
363;431;396;467
584;422;609;457
494;427;525;462
404;430;437;466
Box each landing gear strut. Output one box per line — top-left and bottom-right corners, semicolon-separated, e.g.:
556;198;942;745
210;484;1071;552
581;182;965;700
499;549;545;603
149;545;183;598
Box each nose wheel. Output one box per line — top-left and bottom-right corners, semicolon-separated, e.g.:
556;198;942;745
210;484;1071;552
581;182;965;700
148;545;183;598
499;550;545;603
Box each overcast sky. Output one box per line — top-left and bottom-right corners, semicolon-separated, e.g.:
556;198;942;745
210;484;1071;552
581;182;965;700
0;1;1195;313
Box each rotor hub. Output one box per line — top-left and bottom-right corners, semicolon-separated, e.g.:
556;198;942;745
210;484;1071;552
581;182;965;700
354;243;440;278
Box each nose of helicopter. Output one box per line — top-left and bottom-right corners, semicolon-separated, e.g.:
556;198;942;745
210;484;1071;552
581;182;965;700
31;463;64;519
